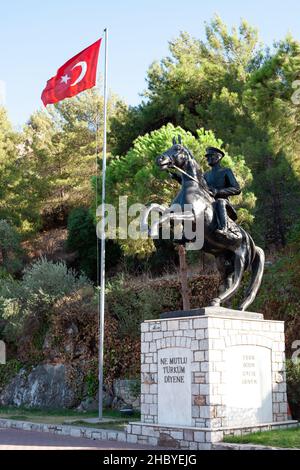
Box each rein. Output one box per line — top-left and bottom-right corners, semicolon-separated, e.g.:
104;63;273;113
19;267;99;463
171;164;199;184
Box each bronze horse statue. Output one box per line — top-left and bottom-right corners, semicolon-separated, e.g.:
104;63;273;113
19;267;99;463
141;139;264;311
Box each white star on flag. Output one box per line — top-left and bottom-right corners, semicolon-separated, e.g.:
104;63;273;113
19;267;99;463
60;74;71;84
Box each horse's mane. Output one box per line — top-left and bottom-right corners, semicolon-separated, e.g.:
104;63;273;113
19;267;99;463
185;147;212;195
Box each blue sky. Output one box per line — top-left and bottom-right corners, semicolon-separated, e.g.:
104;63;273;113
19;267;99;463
1;0;300;128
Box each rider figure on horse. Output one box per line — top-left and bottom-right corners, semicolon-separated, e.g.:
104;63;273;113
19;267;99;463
203;147;241;235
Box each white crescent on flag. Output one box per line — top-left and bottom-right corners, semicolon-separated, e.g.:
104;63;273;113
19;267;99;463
41;38;101;106
71;61;88;86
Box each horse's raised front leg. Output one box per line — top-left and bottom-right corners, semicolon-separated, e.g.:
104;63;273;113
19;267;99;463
150;208;174;238
140;204;167;234
211;247;246;308
150;210;195;239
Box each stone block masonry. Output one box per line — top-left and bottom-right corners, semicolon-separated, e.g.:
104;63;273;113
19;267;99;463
126;421;297;450
127;307;298;449
0;417;296;451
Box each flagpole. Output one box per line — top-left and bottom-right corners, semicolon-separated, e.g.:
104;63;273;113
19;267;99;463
98;27;108;421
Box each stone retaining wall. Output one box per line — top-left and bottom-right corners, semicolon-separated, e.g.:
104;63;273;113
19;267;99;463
0;418;126;443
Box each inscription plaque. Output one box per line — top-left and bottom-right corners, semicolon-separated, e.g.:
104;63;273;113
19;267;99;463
158;348;192;426
225;345;273;426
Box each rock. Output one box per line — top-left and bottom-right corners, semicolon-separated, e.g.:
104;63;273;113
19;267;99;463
77;397;98;412
112;396;126;410
0;361;140;411
96;388;114;408
0;364;78;408
113;379;140;410
77;386;113;411
67;323;79;336
64;342;74;355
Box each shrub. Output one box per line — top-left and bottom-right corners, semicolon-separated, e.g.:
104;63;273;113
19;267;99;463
0;277;27;341
0;220;23;274
105;273;219;338
286;359;300;420
67;207;97;280
48;287;140;390
85;363;99;398
0;359;23;392
67;207;122;281
22;257;91;299
106;275;180;338
253;228;300;356
48;286;98;361
16;291;54;363
0;258;92;354
1;267;221;389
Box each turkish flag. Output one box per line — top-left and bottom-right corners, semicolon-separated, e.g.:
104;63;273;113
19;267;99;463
41;38;101;106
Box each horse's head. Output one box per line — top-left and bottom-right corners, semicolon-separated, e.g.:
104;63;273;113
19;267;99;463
156;136;212;199
156;136;191;171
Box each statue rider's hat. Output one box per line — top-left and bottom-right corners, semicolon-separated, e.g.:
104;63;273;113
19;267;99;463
205;146;225;159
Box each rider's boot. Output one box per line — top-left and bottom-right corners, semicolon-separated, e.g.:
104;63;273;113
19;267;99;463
216;199;228;235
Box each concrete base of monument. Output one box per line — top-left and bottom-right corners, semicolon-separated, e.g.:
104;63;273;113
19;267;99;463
126;306;297;449
160;306;264;320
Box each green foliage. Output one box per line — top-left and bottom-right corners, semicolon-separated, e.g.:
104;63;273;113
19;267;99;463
0;107;16;163
242;37;300;247
0;220;23;274
1;18;300;394
224;427;300;448
109;17;300;248
253;225;300;358
0;359;23;392
22;257;91;298
109;17;262;155
3;291;54;351
286;359;300;419
48;287;141;387
243;37;300;157
288;221;300;244
104;123;254;256
129;379;141;400
252;249;299;324
67;207;97;279
106;275;180;337
0;107;39;233
67;206;122;280
22;89;119;228
84;364;98;398
0;91;121;237
0;258;92;346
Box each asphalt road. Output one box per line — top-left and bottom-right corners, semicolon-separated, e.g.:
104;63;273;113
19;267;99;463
0;427;155;450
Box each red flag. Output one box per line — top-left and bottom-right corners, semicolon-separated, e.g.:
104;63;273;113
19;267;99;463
41;39;101;106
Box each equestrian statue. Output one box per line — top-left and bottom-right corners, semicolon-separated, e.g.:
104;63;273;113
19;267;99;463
141;137;264;311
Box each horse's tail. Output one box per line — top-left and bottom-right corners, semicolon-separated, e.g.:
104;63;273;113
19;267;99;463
239;245;265;311
239;227;256;268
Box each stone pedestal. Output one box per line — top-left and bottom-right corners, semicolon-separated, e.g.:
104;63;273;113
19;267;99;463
126;307;297;449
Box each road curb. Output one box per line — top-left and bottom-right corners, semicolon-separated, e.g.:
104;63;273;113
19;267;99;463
0;418;127;443
1;418;299;450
